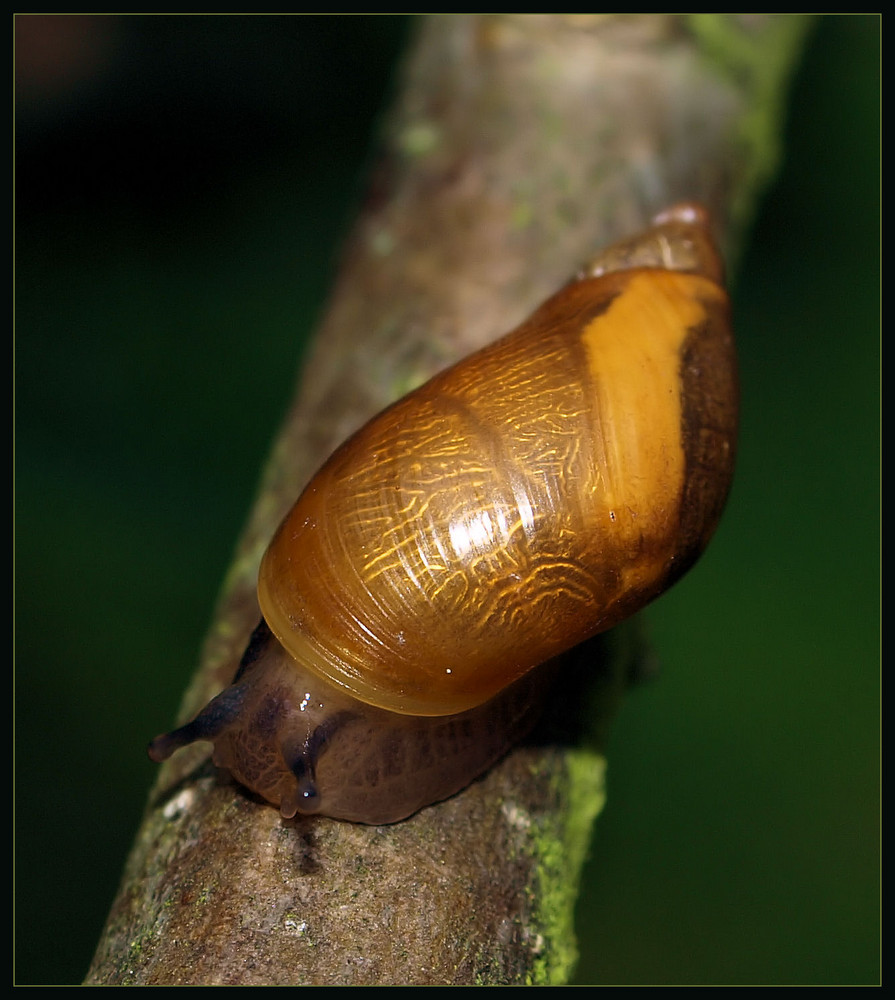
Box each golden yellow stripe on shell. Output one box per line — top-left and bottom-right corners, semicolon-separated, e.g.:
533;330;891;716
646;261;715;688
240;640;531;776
580;270;715;587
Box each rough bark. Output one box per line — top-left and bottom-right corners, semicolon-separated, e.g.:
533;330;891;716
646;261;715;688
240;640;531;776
86;14;812;985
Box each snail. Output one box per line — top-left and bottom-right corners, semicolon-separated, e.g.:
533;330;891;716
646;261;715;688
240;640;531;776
149;202;738;825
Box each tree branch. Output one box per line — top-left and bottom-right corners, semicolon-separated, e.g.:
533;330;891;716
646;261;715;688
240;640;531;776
86;14;812;985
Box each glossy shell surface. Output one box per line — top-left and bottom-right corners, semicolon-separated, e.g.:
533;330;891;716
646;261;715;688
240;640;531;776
258;209;737;717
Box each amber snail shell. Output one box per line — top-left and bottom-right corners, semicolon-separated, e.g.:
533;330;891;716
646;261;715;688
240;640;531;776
149;202;738;825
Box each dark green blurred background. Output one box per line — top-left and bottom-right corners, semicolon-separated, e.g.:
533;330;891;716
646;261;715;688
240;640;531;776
15;16;878;985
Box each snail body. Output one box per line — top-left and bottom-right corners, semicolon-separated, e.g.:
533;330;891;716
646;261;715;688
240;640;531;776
149;203;738;824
